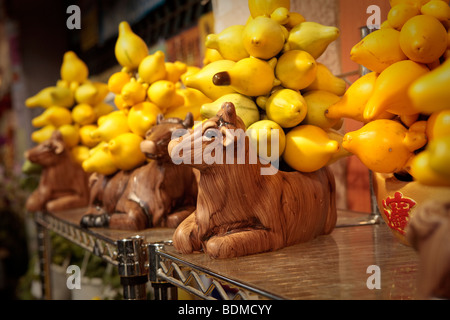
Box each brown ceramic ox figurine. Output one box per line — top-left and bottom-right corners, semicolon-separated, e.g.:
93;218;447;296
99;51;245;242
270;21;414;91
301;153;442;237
80;113;198;231
25;130;90;213
169;102;337;259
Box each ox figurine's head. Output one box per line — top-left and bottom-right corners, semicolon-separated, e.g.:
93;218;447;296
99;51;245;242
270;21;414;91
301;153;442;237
140;112;194;161
168;102;247;170
25;130;67;167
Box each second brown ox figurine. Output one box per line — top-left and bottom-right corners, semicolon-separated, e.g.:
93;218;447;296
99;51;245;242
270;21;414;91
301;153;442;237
169;102;337;259
80;113;198;231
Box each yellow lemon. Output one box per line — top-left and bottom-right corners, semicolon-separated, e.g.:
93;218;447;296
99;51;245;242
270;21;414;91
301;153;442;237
31;106;73;128
275;50;317;91
127;101;162;137
265;88;308;128
147;80;184;112
108;71;131;94
138;50;167;84
72;103;97;125
108;133;146;171
120;78;147;106
301;90;341;129
82;143;118;175
79;124;100;148
243;16;286;60
283;124;339;173
115;21;148;70
71;145;90;165
247;120;286;159
58;124;80;148
399;14;447;64
387;4;420;30
420;0;450;22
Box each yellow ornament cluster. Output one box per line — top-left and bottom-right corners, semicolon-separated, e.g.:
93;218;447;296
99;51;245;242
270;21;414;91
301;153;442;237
191;0;346;173
326;0;450;186
26;51;115;168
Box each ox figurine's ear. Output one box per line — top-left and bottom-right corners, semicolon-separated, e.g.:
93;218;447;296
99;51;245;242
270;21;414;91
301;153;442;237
220;102;237;125
183;112;194;129
50;130;65;154
157;114;164;125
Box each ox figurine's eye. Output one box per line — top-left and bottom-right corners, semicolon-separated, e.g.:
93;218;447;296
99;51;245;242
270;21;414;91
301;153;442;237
203;128;220;141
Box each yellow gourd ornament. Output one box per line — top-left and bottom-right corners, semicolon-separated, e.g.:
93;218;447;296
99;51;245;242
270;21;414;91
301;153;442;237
248;0;291;18
60;51;89;84
205;25;249;62
108;133;146;171
275;50;317;91
342;119;427;173
127;101;162;137
115;21;149;70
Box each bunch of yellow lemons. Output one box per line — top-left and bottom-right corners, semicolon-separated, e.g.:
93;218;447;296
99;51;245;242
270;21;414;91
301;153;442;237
82;21;213;176
325;0;450;186
26;51;115;167
185;0;348;173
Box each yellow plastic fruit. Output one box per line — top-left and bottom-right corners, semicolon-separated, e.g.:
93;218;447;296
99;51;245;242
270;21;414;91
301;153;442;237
115;21;149;70
92;102;114;119
184;59;236;100
82;143;118;175
248;0;291;18
350;28;407;73
32;106;72;128
420;0;450;22
180;66;201;86
120;78;147;107
364;60;429;121
31;125;56;144
127;101;162;137
264;88;308;128
60;51;89;84
108;133;146;171
147;80;184;112
283;124;340;173
200;93;260;129
409;151;450;186
426;109;450;140
72;103;96;125
301;90;341;129
138;50;167;84
326;72;378;123
75;82;109;105
399;14;447;64
275;50;317;91
26;86;74;109
247;120;286;160
71;145;90;165
387;4;420;30
166;88;212;120
342;119;427;173
286;22;340;59
108;71;131;95
427;136;450;177
284;12;306;29
270;7;291;25
390;0;434;8
114;94;128;110
205;25;249;62
303;63;347;96
91;111;130;142
79;124;100;148
213;57;280;97
165;61;187;83
408;58;450;114
58;124;80;148
242;16;286;60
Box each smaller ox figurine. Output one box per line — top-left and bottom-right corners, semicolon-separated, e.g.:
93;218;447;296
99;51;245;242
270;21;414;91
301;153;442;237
407;200;450;299
169;102;337;259
25;130;90;213
80;113;198;231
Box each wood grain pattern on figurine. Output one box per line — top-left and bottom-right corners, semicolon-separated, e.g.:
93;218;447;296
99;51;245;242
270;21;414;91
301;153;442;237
25;130;90;213
169;102;337;259
80;113;198;231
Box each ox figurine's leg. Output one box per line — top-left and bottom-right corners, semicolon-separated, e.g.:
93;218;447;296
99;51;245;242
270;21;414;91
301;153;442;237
172;212;202;254
166;205;196;228
205;229;284;259
109;200;148;231
46;194;88;213
26;190;46;212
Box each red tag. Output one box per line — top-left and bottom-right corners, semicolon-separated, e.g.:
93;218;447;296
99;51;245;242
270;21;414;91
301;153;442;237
382;192;416;235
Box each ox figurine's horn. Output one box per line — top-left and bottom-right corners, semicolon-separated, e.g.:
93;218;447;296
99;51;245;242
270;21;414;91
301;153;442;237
219;102;237;125
183;112;194;129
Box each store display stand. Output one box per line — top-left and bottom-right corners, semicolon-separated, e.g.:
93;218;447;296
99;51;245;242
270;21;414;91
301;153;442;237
33;207;419;300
